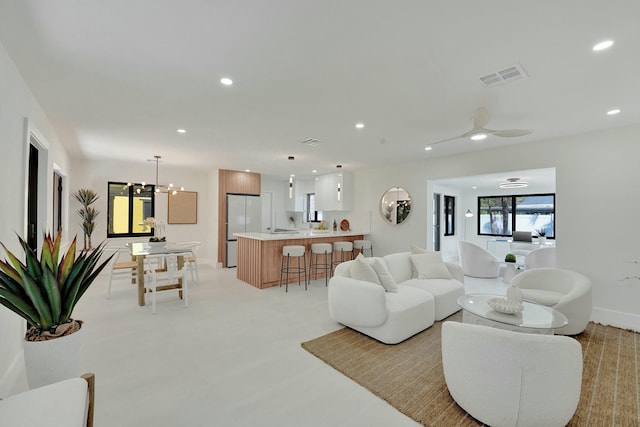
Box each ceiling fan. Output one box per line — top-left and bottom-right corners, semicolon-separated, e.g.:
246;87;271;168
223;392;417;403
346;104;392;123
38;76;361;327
428;107;533;146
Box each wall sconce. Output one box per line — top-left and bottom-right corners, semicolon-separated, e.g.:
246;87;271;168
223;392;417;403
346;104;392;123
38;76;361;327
337;182;341;201
465;209;474;218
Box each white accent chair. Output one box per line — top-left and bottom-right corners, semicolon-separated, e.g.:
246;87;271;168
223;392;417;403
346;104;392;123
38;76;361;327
176;241;201;283
0;373;95;427
510;267;592;335
106;245;137;298
143;253;191;313
441;321;583;427
524;246;556;269
457;241;500;278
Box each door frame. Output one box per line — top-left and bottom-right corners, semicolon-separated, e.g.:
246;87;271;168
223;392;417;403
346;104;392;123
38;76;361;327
23;119;50;252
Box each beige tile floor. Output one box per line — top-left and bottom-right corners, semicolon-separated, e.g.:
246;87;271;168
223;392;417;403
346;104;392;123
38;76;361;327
12;264;503;426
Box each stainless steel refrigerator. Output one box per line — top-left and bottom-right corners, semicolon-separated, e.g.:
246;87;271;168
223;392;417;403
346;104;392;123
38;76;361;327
226;194;261;267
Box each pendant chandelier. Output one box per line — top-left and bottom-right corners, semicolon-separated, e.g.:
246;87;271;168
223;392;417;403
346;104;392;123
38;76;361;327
129;155;183;195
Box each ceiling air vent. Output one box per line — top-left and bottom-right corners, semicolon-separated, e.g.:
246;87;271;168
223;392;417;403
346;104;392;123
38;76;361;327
300;138;321;147
480;63;528;87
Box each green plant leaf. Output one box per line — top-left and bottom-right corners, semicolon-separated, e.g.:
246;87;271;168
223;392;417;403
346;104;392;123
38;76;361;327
42;267;62;323
1;242;27;276
0;290;40;327
20;270;53;329
0;259;25;289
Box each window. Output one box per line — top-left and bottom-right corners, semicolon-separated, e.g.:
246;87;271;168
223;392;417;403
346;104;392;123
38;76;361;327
444;195;455;236
478;194;555;238
305;193;323;223
478;193;555;238
107;182;155;238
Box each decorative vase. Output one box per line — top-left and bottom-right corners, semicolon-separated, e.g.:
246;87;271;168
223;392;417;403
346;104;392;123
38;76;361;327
538;236;547;245
506;285;524;303
23;326;84;388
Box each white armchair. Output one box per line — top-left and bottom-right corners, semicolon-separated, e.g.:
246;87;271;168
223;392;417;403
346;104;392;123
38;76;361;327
457;241;500;278
510;267;592;335
524;246;556;269
441;321;582;427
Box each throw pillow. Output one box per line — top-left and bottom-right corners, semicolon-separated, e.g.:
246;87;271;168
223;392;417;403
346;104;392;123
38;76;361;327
411;244;427;254
410;252;453;280
372;258;399;293
349;254;380;284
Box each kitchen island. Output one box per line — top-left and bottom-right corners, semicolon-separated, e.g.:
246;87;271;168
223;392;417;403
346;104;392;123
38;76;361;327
234;231;365;289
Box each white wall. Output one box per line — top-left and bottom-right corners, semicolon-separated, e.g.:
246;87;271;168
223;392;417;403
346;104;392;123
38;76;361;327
353;125;640;331
0;41;71;396
69;159;214;265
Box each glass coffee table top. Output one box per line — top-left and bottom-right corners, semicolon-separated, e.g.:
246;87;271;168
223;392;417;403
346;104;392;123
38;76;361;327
457;294;568;330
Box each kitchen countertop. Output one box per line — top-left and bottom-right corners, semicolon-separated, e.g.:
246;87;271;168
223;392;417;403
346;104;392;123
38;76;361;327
234;230;367;241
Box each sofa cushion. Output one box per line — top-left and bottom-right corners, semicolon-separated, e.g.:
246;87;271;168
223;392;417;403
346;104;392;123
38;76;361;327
521;289;564;306
349;254;380;284
383;252;415;283
372;258;399;293
411;244;427;254
410;252;453;280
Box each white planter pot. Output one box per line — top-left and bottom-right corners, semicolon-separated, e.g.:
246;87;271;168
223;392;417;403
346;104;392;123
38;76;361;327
23;326;84;388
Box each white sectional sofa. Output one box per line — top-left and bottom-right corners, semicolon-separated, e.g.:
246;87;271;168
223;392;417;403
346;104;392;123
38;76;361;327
328;251;465;344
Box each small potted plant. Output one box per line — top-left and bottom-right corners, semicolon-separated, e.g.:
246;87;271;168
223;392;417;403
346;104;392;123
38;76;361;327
0;231;112;387
505;253;517;263
535;228;547;245
72;188;99;251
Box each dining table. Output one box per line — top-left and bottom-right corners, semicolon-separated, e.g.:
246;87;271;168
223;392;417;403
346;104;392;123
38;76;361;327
129;242;191;306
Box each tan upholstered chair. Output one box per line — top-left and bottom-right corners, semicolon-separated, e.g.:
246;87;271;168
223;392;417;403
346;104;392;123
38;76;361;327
442;321;582;427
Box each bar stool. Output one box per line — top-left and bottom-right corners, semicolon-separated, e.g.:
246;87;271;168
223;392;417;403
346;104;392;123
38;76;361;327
353;240;373;257
332;241;354;271
309;243;333;286
279;245;307;292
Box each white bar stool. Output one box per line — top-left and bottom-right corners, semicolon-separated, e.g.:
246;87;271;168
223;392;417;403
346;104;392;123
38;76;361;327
353;240;373;257
309;243;333;286
280;245;307;292
332;241;354;271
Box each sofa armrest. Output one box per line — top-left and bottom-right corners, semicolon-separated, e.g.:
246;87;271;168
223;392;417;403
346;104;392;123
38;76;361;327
328;276;388;328
445;262;465;284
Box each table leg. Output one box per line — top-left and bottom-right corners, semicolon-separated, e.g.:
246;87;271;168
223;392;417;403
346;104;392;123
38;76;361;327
136;255;145;306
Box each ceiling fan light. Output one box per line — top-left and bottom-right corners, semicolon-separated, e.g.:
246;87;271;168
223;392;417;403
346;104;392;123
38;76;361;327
470;133;488;141
499;178;528;188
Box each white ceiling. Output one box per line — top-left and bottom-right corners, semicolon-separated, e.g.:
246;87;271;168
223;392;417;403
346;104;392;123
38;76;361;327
1;1;639;181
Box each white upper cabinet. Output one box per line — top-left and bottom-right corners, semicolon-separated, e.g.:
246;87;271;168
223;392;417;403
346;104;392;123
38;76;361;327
315;172;352;211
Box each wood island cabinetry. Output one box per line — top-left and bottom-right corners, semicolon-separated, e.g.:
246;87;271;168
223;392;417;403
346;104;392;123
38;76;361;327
236;232;364;289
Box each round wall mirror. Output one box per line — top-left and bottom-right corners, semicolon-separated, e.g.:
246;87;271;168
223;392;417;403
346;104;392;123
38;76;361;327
380;187;412;224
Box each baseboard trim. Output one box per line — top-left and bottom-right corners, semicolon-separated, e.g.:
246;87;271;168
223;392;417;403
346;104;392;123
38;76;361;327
0;349;24;397
591;307;640;332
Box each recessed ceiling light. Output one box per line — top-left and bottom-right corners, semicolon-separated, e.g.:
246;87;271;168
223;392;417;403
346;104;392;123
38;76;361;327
424;146;432;151
355;123;365;129
220;77;233;85
177;129;186;134
245;169;251;172
593;40;614;51
312;170;317;173
472;186;477;189
607;109;621;115
470;133;488;141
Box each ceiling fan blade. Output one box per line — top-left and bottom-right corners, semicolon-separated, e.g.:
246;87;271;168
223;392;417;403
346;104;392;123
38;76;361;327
427;134;466;146
473;107;490;128
492;129;533;138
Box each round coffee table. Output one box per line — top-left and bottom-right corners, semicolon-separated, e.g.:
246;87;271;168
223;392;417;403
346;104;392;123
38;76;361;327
457;294;568;334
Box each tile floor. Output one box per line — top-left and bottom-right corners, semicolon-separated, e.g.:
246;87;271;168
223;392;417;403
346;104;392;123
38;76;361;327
12;264;505;426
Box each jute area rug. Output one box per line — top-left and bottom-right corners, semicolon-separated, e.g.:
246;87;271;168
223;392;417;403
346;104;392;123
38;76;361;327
301;312;639;426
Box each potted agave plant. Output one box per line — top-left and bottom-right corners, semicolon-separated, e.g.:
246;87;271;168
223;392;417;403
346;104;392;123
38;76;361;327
0;231;112;388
